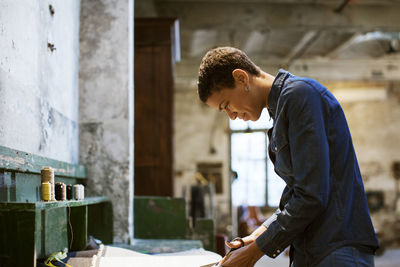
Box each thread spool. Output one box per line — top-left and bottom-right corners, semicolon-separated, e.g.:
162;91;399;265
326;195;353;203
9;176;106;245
73;184;85;200
73;185;80;200
55;182;66;201
80;185;85;199
67;184;73;200
41;167;55;201
62;182;66;201
41;182;51;201
77;184;84;200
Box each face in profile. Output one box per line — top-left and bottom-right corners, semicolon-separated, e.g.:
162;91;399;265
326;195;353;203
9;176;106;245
206;84;263;122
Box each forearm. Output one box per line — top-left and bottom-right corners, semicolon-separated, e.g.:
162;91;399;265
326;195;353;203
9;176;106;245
235;225;267;246
250;225;267;240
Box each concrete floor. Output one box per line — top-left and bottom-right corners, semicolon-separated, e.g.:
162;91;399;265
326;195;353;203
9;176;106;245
375;249;400;267
254;248;400;267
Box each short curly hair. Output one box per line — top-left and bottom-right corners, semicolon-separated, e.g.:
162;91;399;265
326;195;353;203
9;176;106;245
197;47;260;103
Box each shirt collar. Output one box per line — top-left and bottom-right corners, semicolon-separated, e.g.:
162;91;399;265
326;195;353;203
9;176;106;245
267;69;290;119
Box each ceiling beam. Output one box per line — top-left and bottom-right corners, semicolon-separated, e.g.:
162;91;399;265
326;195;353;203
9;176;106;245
175;55;400;86
282;30;321;68
156;0;400;5
156;3;400;32
325;33;361;58
285;56;400;81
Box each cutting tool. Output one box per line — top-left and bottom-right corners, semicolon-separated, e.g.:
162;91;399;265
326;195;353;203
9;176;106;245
199;237;244;267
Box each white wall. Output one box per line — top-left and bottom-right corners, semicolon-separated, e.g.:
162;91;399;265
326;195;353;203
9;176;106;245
0;0;80;163
0;0;134;243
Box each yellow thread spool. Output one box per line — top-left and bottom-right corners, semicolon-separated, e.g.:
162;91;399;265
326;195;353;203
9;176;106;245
42;182;51;201
41;166;55;201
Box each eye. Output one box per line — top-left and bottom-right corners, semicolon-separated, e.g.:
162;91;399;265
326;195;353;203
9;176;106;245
224;103;230;111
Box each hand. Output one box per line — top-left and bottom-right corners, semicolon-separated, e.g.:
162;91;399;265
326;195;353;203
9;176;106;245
218;225;267;267
226;224;267;250
218;241;264;267
225;235;253;250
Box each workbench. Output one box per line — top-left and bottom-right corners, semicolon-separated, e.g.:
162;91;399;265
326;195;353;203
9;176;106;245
0;145;215;266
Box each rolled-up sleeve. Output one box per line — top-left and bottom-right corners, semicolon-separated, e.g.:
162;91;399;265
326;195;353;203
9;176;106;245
256;81;331;257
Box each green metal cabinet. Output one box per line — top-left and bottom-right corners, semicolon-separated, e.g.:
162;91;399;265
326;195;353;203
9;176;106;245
134;196;215;252
0;145;113;267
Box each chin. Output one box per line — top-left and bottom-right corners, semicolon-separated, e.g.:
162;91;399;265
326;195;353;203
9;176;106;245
243;114;254;122
245;114;256;122
243;112;260;121
245;117;256;122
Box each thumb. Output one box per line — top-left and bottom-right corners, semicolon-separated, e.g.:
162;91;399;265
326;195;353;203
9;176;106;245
225;237;245;249
225;240;241;249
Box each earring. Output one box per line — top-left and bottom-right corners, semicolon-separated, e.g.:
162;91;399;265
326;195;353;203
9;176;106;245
246;86;250;92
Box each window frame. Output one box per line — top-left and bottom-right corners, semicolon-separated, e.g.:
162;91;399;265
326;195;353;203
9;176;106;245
229;126;276;208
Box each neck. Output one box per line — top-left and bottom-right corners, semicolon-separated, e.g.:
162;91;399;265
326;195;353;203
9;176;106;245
253;70;275;108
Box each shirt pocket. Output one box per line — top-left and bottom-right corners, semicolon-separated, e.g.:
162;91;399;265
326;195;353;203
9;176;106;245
271;134;293;177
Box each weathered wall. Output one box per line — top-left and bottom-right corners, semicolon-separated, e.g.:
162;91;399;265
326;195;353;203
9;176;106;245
174;85;232;235
329;82;400;239
79;0;134;243
0;0;80;164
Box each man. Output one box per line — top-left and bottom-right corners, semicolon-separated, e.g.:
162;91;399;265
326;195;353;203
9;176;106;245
197;47;379;267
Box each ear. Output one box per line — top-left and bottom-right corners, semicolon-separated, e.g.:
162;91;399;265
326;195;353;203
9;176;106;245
232;69;249;88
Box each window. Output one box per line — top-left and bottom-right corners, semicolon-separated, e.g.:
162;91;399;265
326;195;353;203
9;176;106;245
230;109;285;207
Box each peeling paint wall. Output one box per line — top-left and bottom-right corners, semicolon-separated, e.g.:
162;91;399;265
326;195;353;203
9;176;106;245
79;0;134;243
0;0;80;164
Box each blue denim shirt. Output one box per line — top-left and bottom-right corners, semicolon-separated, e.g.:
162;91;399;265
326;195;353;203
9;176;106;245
255;70;379;266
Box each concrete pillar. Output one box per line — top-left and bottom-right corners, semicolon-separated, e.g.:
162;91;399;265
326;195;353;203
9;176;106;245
79;0;134;243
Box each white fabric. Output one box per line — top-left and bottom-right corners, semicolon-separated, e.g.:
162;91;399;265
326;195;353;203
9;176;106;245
95;246;222;267
92;245;290;267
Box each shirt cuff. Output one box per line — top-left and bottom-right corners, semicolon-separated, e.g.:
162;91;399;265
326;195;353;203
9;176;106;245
257;209;284;258
262;209;280;228
256;228;285;258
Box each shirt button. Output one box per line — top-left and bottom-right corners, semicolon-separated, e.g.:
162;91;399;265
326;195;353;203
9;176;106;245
273;254;276;257
277;250;280;253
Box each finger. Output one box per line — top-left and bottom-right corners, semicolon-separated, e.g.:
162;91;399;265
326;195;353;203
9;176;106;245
218;251;232;266
226;237;246;249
